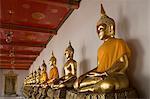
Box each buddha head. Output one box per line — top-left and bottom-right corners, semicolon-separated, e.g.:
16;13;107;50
65;41;74;59
49;51;56;66
30;72;34;83
41;60;47;72
97;4;115;40
34;71;37;77
37;67;41;74
33;71;37;82
30;72;33;78
34;70;36;74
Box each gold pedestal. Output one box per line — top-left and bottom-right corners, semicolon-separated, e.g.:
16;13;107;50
66;88;138;99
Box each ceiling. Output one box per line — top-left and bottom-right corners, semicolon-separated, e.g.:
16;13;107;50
0;0;81;70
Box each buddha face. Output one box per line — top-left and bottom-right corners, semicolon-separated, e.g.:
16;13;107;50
97;23;106;40
49;59;56;66
65;50;70;59
65;50;73;59
49;61;53;66
42;66;46;72
97;23;115;40
38;69;41;73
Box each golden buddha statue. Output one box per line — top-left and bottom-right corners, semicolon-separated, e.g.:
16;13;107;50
26;74;29;84
24;77;27;85
25;75;28;83
47;52;59;85
36;87;43;99
25;76;29;85
36;67;41;84
33;71;37;84
52;42;77;89
40;60;48;84
74;4;131;93
31;87;39;99
28;72;33;84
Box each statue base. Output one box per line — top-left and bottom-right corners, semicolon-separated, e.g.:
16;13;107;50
53;88;67;99
66;88;138;99
23;85;34;98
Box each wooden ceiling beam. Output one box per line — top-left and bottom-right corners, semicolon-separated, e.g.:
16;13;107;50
0;63;31;70
0;56;36;60
0;66;29;70
0;49;41;55
0;63;31;66
0;23;57;35
0;39;46;47
0;64;30;67
0;64;30;69
0;61;33;64
31;0;80;9
0;59;33;63
0;54;37;58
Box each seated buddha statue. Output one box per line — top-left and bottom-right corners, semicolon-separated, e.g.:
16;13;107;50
32;71;37;84
24;77;27;85
24;77;28;85
47;52;59;85
25;75;29;84
40;60;48;84
52;42;77;89
28;72;33;84
36;67;41;84
74;4;131;93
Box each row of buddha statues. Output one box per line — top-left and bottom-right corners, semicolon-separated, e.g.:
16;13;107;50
23;4;138;99
24;41;77;90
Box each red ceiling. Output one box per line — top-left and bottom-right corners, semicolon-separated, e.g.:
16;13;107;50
0;0;81;70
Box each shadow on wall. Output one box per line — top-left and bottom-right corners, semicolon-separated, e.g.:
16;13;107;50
127;39;149;98
117;7;149;98
79;44;90;75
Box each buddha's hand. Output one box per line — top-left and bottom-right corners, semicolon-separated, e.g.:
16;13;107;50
73;81;79;89
87;72;108;77
59;80;64;84
87;72;96;77
101;72;108;76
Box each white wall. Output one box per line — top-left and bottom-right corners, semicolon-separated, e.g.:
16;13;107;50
0;69;28;96
30;0;150;98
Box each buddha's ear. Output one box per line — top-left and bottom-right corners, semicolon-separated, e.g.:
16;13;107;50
109;25;115;37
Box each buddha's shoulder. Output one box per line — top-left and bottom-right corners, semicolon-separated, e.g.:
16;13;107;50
72;59;77;63
113;38;126;44
66;59;77;65
113;38;123;41
51;66;57;70
69;59;77;63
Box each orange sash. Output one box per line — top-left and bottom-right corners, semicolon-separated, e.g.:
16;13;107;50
49;66;59;80
97;38;131;72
